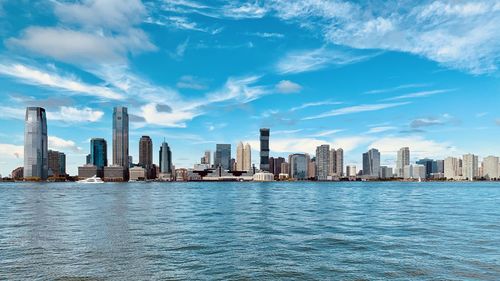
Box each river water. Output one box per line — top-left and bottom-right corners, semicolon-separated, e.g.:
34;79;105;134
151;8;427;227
0;181;499;280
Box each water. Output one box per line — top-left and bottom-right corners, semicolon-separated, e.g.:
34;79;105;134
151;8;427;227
0;181;499;280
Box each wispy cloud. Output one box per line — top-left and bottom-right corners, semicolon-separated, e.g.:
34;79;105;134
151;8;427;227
0;105;104;123
290;100;342;112
176;75;208;90
247;32;285;39
0;63;123;100
365;126;396;134
276;47;378;74
311;129;344;137
364;83;429;94
303;102;410;120
49;136;83;153
383;89;454;101
275;80;302;94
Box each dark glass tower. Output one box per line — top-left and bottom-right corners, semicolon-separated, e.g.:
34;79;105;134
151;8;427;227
215;144;231;170
90;138;108;168
260;128;270;171
139;136;153;169
24;107;48;180
159;141;172;173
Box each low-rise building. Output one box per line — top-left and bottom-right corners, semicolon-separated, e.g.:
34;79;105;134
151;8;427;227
104;166;128;182
129;166;146;181
78;165;104;179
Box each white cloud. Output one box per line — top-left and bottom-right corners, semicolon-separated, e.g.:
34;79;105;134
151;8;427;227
303;102;410;120
206;76;268;104
176;75;208;90
311;129;344;137
290;100;342;112
383;89;453;101
0;144;24;160
47;107;104;123
0;63;123;100
364;83;429;95
48;136;83;153
368;136;457;159
139;103;200;128
249;32;285;39
276;47;377;74
366;126;396;134
275;80;302;93
222;2;267;19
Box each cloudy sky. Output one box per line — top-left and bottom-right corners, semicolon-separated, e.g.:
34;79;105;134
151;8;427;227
0;0;499;176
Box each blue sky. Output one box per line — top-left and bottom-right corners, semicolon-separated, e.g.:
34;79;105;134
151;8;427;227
0;0;499;176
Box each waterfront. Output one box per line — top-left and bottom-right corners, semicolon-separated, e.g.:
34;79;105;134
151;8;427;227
0;182;499;280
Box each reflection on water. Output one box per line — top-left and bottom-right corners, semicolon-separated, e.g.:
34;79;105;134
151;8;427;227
1;181;499;280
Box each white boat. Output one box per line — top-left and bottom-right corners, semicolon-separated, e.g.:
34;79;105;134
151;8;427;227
78;175;104;184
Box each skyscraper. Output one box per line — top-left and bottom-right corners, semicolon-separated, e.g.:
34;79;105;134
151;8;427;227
363;148;380;177
139;136;153;169
482;156;499;180
444;157;461;180
396;147;410;177
329;148;337;176
236;142;252;171
201;150;211;165
112;106;129;168
316;144;330;180
416;158;434;178
24;107;48;180
273;157;285;176
90;138;107;168
159;141;172;174
215;144;231;170
289;153;308;180
260;128;270;171
462;153;478;180
48;150;65;177
335;148;344;176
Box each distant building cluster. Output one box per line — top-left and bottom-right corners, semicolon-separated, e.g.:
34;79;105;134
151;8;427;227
5;106;500;183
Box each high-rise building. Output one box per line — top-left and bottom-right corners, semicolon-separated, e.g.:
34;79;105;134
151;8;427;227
346;165;357;177
201;150;211;165
308;157;316;180
159;141;172;174
444;157;461;180
316;144;330;180
24;107;48;180
260;128;270;171
362;148;380;177
379;166;393;179
273;157;285;176
462;154;478;180
90;138;107;168
48;150;66;177
329;149;337;176
396;147;410;177
435;160;444;173
112;106;129;168
139;136;153;168
403;164;426;179
280;162;289;176
289;153;308;180
335;148;344;176
482;156;499;180
416;158;434;178
236;142;252;171
215;144;231;170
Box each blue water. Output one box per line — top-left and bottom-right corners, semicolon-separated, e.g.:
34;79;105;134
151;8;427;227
0;182;499;280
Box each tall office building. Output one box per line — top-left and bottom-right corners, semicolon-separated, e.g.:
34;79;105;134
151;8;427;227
289;153;308;180
48;150;65;177
416;158;434;178
215;144;231;170
346;165;357;177
315;144;330;180
362;148;381;177
260;128;270;171
329;149;337;176
435;160;445;173
24;107;48;180
201;150;211;165
396;147;410;177
159;141;172;174
112;106;129;168
444;157;461;179
308;157;316;179
273;157;285;176
236;142;252;171
462;154;478;180
482;156;499;180
335;148;344;176
139;136;153;168
90;138;107;168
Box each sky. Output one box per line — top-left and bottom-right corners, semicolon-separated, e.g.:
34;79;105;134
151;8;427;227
0;0;499;176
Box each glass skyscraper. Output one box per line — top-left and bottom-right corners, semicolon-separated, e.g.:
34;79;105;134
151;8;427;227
363;148;381;177
112;106;129;168
215;144;231;171
159;141;172;174
139;136;153;169
90;138;107;168
24;107;48;180
289;153;308;180
260;128;270;171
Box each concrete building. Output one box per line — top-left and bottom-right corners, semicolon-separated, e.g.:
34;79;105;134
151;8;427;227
363;148;381;177
236;142;251;171
379;166;393;179
462;154;479;180
112;106;129;168
253;172;274;182
48;150;66;177
280;162;289;176
24;107;48;180
416;158;435;178
289;153;308;180
78;165;103;179
403;164;425;179
104;165;128;181
215;144;231;171
482;156;499;180
308;157;316;180
139;136;153;168
11;167;24;180
329;149;337;176
272;157;285;176
346;165;357;177
335;148;344;176
260;128;270;171
315;144;330;180
396;147;410;178
435;160;444;173
129;166;147;181
90;138;107;168
444;157;461;180
201;150;211;166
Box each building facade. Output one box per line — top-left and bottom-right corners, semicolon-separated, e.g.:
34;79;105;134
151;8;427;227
90;138;107;168
289;153;308;180
316;144;330;180
24;107;48;180
462;154;479;180
215;144;231;171
362;148;381;177
48;150;66;177
139;136;153;169
159;141;172;174
259;128;270;171
482;156;499;180
444;157;461;180
112;106;129;168
396;147;410;177
236;142;251;171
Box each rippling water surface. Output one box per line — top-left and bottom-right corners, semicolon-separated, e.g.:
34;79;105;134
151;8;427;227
0;181;499;280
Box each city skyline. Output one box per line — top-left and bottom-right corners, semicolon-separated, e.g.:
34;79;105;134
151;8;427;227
1;1;500;176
